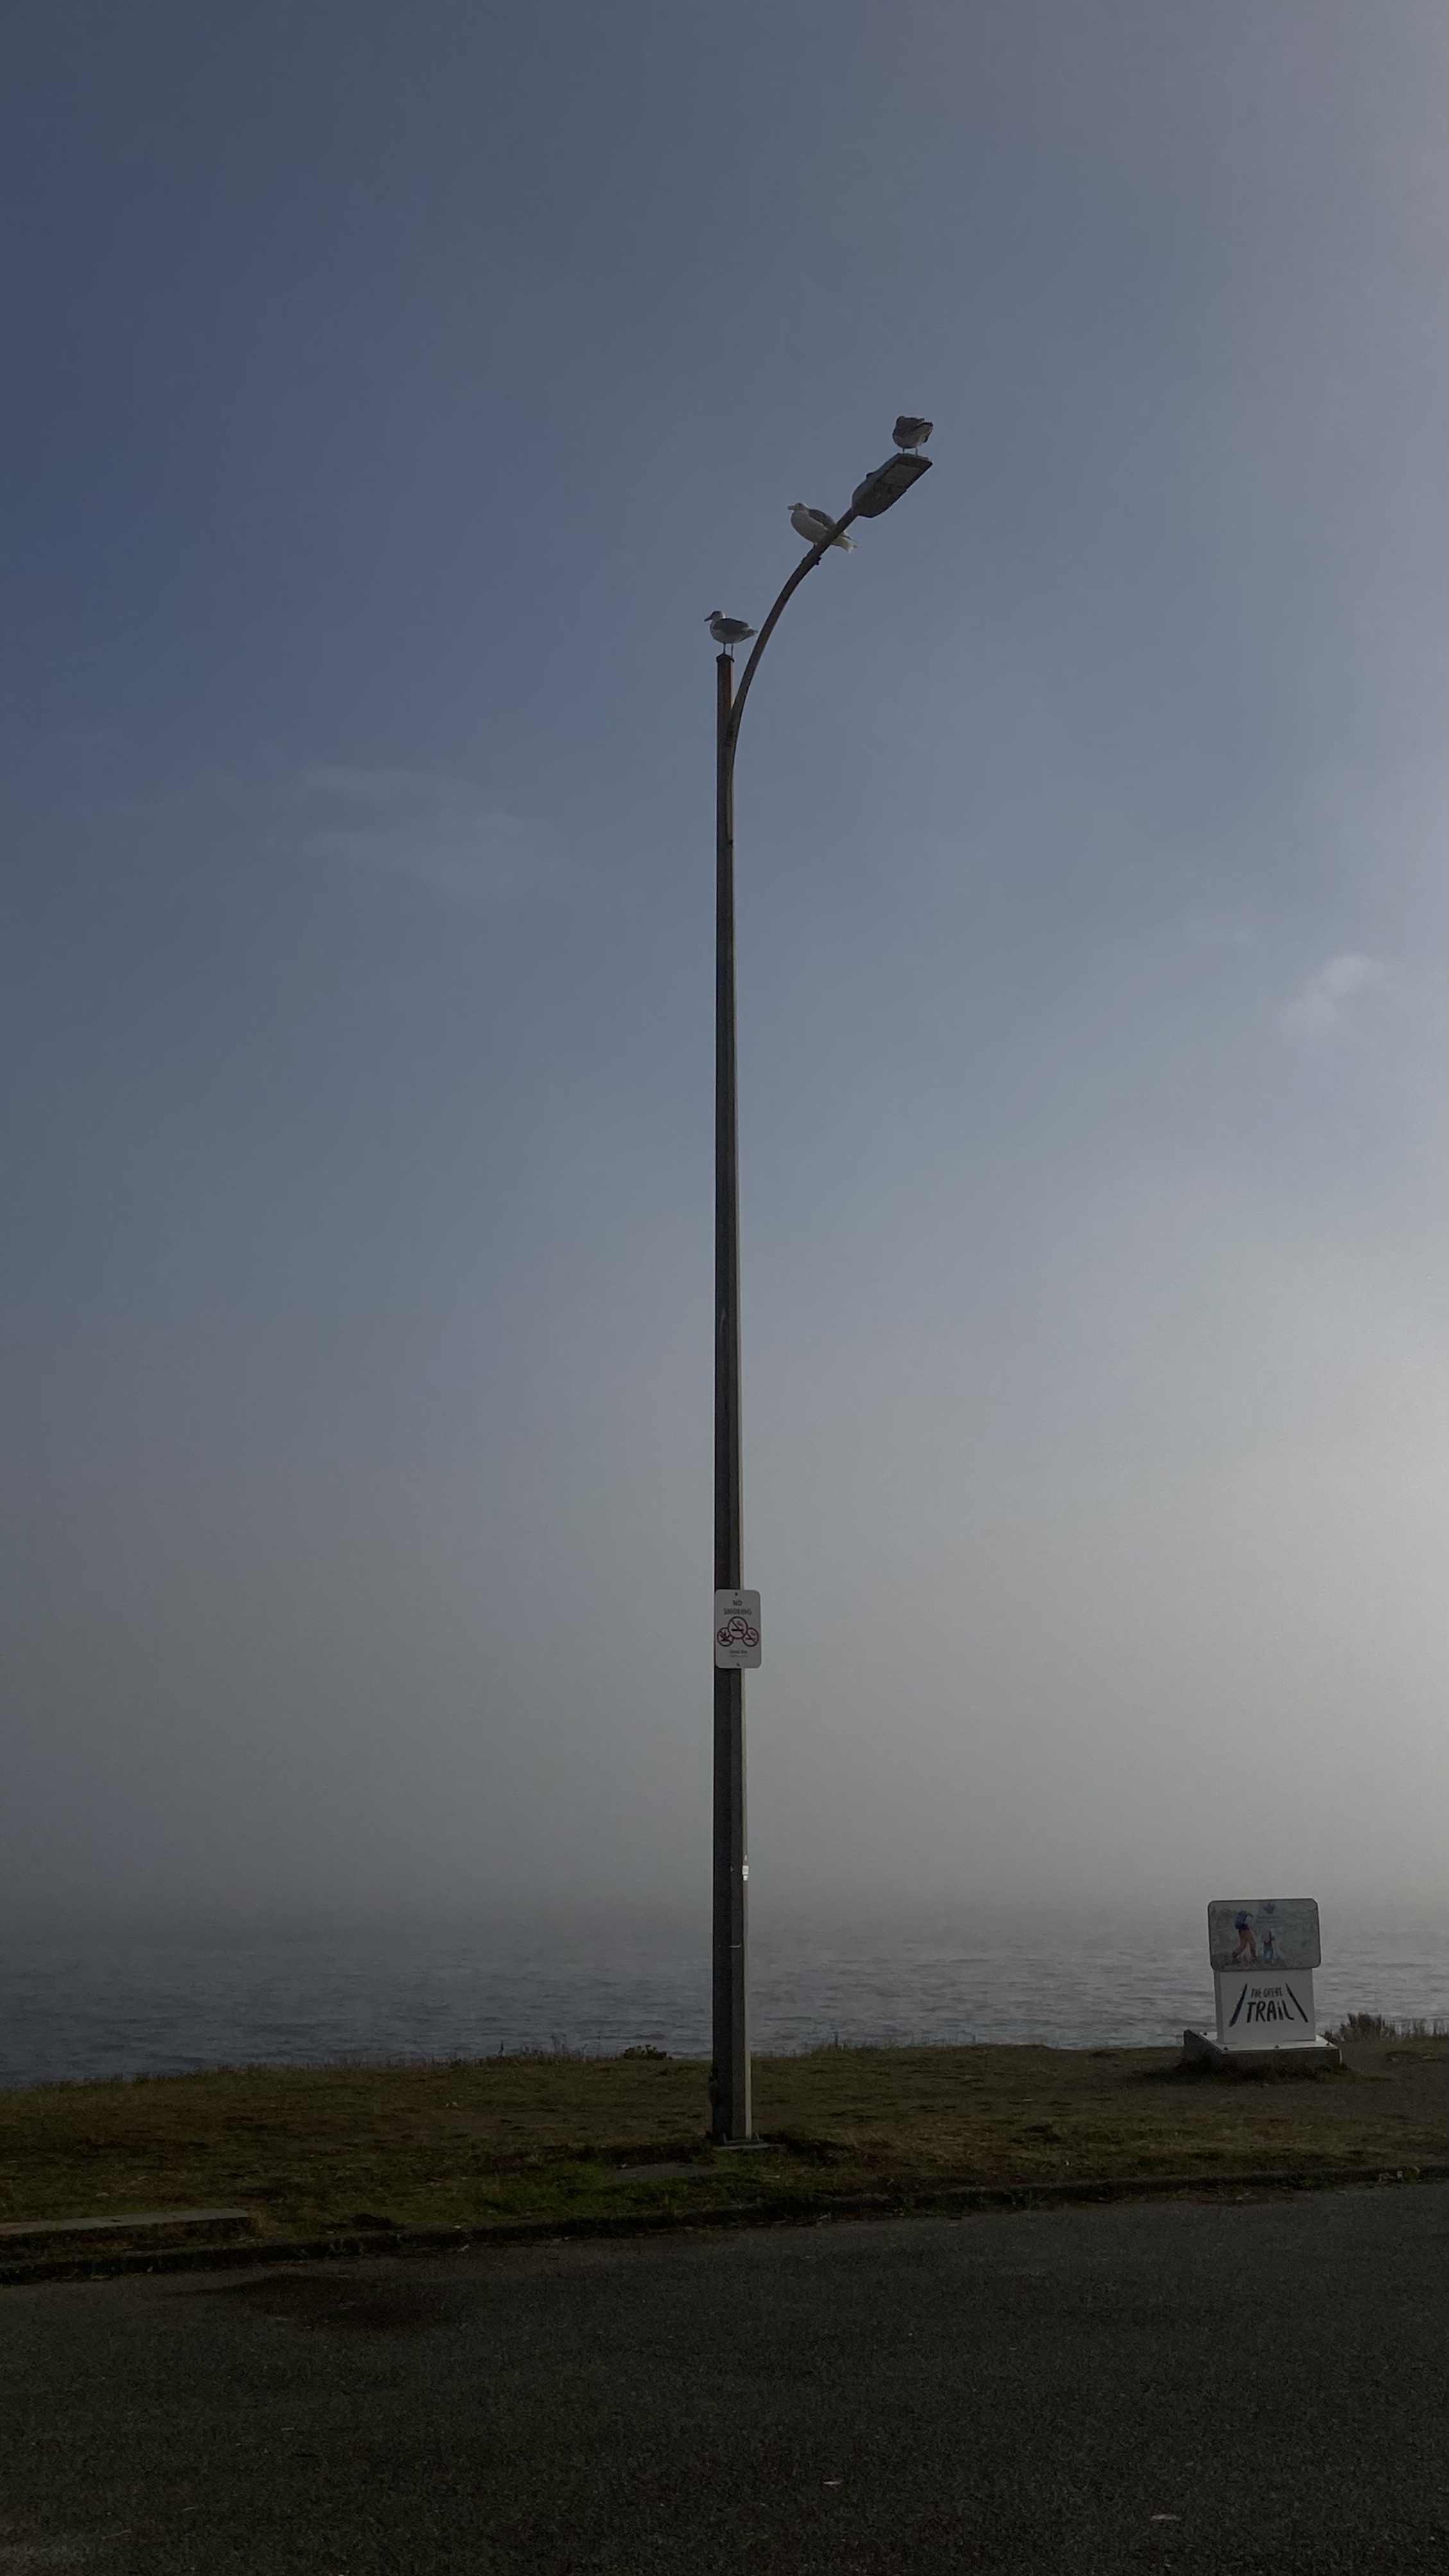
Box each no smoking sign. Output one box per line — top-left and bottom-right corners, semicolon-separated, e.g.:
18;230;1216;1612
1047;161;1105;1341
714;1589;761;1670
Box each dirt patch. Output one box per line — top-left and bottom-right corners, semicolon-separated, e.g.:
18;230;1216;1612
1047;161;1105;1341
207;2266;461;2337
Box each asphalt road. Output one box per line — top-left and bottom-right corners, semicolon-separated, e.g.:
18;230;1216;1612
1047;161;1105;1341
1;2185;1445;2575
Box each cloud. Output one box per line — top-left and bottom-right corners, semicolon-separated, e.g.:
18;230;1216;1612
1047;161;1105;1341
286;763;555;904
1281;952;1385;1040
1183;916;1257;950
44;721;128;757
106;752;557;904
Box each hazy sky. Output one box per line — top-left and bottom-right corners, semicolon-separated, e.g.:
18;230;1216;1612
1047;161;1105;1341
3;1;1445;1933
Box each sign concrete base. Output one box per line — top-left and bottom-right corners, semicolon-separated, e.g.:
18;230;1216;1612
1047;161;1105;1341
1183;2026;1341;2075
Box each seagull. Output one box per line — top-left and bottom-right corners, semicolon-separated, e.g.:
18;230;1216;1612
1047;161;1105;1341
789;504;854;551
707;611;756;650
892;415;933;452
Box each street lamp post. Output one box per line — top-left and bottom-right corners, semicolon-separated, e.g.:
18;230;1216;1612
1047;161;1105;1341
709;434;933;2146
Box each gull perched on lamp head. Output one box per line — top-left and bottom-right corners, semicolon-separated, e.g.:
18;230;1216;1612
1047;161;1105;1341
707;611;756;651
789;504;854;552
892;414;933;452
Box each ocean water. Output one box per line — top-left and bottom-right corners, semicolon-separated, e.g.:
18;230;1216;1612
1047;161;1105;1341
2;1902;1445;2088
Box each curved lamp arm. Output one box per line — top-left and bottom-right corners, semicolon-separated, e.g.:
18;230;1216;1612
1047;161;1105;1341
724;502;862;756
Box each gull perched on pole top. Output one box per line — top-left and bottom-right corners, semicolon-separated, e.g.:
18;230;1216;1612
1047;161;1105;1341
789;504;854;552
892;414;933;452
707;611;756;650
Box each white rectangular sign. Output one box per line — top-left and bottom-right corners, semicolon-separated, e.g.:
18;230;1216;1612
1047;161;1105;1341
714;1589;761;1670
1214;1969;1318;2048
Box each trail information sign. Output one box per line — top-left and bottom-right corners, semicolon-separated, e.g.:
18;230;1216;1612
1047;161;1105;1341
714;1589;761;1670
1207;1898;1323;2051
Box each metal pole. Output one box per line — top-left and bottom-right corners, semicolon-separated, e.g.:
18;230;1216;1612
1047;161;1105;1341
711;648;750;2144
702;453;928;2145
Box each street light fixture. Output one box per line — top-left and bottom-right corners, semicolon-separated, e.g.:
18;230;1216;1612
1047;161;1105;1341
709;425;935;2147
851;450;934;516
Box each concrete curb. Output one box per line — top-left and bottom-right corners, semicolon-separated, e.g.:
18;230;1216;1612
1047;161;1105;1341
3;2158;1445;2289
0;2207;253;2251
1182;2028;1341;2074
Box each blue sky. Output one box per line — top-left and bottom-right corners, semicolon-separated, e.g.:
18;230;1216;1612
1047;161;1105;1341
3;1;1445;1929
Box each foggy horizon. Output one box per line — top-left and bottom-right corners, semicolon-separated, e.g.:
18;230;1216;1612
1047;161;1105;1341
4;3;1445;1944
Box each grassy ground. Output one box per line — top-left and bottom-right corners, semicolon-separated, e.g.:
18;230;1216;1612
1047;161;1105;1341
3;2032;1444;2245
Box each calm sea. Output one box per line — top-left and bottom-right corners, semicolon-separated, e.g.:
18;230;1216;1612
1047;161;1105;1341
1;1902;1444;2088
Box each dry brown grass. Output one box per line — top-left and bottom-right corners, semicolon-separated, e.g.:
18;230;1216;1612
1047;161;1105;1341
1;2034;1443;2242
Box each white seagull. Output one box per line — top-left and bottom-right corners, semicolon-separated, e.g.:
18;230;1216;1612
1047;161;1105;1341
707;611;756;650
789;504;854;551
892;414;933;452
